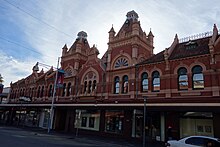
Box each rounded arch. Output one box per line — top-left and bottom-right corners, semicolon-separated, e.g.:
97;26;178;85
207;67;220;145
111;52;132;69
138;69;150;79
149;67;162;78
64;65;74;77
189;62;206;74
174;64;189;75
80;67;100;84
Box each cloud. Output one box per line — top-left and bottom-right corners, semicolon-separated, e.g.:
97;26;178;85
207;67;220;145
0;50;36;86
1;0;220;87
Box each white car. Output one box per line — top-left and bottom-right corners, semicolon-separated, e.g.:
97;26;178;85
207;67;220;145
165;136;220;147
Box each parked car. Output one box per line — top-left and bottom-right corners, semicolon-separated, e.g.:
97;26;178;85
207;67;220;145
165;136;220;147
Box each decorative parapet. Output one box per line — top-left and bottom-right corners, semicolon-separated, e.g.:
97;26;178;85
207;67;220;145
179;31;213;43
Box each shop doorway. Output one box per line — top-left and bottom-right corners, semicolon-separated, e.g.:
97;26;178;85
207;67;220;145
134;111;161;141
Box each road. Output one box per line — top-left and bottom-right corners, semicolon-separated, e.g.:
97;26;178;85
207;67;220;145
0;126;164;147
0;126;135;147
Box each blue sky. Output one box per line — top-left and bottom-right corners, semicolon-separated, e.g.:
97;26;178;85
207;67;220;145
0;0;220;87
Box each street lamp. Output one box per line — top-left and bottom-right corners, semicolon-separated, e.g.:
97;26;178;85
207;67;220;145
143;96;147;147
33;57;61;133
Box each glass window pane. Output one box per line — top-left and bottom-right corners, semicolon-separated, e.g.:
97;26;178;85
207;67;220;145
179;75;188;81
178;68;187;75
179;82;188;90
105;110;124;133
153;78;160;84
193;81;204;89
142;79;148;91
193;74;203;81
153;84;160;91
192;66;203;73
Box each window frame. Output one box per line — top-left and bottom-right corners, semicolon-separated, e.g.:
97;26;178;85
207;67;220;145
114;76;120;94
152;71;160;92
141;72;148;92
122;75;128;94
192;65;204;90
178;67;188;90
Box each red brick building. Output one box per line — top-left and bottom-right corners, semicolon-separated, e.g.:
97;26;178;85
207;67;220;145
3;10;220;142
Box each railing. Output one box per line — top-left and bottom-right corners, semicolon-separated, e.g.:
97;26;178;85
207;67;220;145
179;31;213;43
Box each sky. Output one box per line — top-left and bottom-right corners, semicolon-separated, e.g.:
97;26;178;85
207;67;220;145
0;0;220;87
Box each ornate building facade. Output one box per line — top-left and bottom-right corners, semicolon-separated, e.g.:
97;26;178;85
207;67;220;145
2;10;220;142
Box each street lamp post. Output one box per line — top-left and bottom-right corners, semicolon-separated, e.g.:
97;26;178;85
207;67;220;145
143;96;147;147
33;57;61;133
48;57;60;133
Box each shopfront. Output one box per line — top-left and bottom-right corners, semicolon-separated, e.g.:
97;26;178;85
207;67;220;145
132;109;162;141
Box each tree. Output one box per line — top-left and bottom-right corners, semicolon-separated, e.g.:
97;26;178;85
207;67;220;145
0;74;3;84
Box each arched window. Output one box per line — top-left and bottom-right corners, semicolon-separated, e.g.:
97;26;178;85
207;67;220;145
20;89;22;97
122;75;128;93
41;86;44;97
84;81;87;93
29;88;31;97
22;89;25;96
115;57;128;68
152;71;160;92
141;72;148;92
178;67;188;90
114;76;120;94
83;71;97;94
62;83;66;96
192;65;204;89
37;87;41;98
31;88;34;97
93;80;97;91
67;82;71;96
48;85;53;97
88;81;92;93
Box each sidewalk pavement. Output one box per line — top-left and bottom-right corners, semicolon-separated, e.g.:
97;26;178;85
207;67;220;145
4;125;165;147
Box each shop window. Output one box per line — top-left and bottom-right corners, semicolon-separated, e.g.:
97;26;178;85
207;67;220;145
178;67;188;90
75;109;100;131
105;110;124;133
81;117;87;127
67;82;71;96
152;71;160;92
89;117;95;128
114;76;120;94
141;72;148;92
62;83;66;96
122;75;128;93
192;65;204;89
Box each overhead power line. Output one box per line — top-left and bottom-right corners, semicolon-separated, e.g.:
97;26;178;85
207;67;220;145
3;0;74;39
0;36;58;59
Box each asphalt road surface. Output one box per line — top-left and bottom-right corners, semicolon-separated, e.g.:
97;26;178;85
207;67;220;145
0;126;136;147
0;126;164;147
